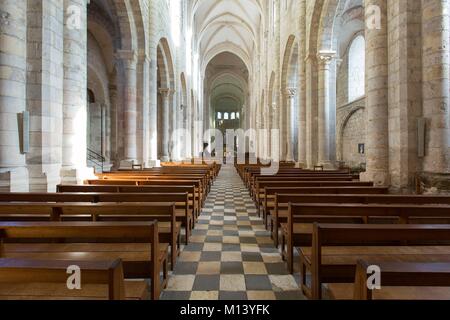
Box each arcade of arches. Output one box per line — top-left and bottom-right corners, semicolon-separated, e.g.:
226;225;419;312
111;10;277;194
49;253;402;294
1;0;450;194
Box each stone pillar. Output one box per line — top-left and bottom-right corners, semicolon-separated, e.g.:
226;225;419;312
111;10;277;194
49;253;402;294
298;0;307;168
159;88;171;161
422;0;450;174
117;50;138;161
317;51;335;168
60;0;93;184
108;80;119;164
361;0;390;186
305;55;318;168
266;103;272;160
0;0;29;191
284;88;296;161
136;53;150;166
27;0;65;192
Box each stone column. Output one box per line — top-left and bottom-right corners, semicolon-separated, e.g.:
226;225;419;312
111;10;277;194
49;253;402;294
305;54;319;168
159;88;171;161
362;0;390;186
317;51;335;168
298;0;307;168
136;53;150;166
27;0;65;192
284;88;296;161
117;50;138;161
0;0;29;191
422;0;450;174
271;101;279;160
60;0;93;184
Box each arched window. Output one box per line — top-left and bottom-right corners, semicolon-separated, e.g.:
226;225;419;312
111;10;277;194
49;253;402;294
348;35;365;102
236;112;240;119
231;112;236;120
224;112;229;120
217;112;222;120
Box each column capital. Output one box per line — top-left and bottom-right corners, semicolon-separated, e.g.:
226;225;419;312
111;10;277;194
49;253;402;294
115;49;137;63
317;50;336;65
159;88;174;97
284;88;297;98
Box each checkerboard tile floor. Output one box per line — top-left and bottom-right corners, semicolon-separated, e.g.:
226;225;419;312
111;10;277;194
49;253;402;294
161;164;306;300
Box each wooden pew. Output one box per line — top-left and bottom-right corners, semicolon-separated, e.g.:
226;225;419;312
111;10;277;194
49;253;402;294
254;181;374;215
248;172;357;191
302;224;450;299
263;186;389;225
243;168;352;187
285;203;450;275
0;221;167;299
99;173;211;194
327;260;450;300
271;193;450;247
0;258;149;300
0;202;179;270
251;176;357;200
56;184;200;218
86;179;204;210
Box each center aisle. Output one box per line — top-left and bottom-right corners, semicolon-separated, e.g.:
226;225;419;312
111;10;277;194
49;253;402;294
161;164;306;300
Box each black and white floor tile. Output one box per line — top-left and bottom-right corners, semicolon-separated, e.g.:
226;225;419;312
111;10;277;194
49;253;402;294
161;165;306;300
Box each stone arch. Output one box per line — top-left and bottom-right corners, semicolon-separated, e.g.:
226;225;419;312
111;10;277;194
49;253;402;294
281;35;297;90
337;105;366;167
156;38;175;160
110;0;135;51
87;65;108;158
87;3;118;163
201;44;252;77
157;38;175;90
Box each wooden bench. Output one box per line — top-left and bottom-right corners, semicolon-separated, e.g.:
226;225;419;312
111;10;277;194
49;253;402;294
3;192;193;245
57;184;199;218
327;260;450;300
0;202;179;270
0;221;167;299
254;181;374;215
86;179;204;210
0;258;149;300
300;223;450;299
271;193;450;247
99;173;211;194
243;168;352;187
263;186;389;227
284;203;450;275
250;175;356;199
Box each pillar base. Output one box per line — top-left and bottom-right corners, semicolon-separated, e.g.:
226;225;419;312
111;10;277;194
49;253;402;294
146;160;161;168
318;161;336;170
296;162;307;169
360;169;390;187
61;166;96;185
0;167;29;192
28;165;64;192
160;156;170;163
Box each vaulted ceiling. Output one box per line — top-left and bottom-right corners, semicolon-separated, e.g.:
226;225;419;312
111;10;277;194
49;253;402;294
191;0;264;74
205;52;248;113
